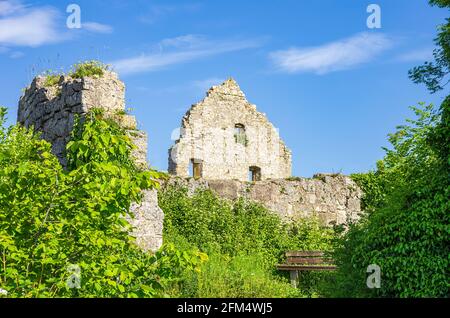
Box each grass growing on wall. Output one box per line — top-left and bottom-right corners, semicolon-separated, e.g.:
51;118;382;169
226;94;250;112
69;61;109;79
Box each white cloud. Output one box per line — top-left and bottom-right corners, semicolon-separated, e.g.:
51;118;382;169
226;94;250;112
111;35;264;75
270;32;393;74
0;0;24;16
396;48;433;63
0;1;62;47
0;1;112;47
82;22;113;34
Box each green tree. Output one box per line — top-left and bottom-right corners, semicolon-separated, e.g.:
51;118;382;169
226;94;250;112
0;108;204;297
331;103;449;297
409;0;449;93
330;1;450;297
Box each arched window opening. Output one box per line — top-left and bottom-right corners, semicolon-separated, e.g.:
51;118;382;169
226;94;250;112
249;166;261;182
234;123;248;146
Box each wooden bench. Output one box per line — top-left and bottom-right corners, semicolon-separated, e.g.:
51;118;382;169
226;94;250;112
276;251;336;288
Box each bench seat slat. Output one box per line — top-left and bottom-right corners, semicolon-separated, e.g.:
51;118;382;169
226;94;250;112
277;264;337;271
286;257;333;265
285;251;324;257
278;251;336;275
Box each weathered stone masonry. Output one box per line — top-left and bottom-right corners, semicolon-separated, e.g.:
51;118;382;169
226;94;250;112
166;174;362;226
169;79;292;181
17;71;163;252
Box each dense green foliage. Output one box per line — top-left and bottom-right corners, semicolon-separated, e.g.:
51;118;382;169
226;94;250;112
67;109;137;170
0;108;204;297
159;186;336;297
350;170;386;213
180;252;300;298
331;103;449;298
328;1;450;298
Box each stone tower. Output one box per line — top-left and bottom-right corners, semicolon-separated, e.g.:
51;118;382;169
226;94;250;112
17;72;147;167
17;71;163;252
168;78;292;181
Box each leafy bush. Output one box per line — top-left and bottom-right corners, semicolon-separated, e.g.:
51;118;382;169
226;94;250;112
69;60;109;79
159;185;336;297
0;107;203;297
351;169;387;213
329;103;450;297
181;252;298;298
161;187;284;263
328;2;450;298
67;109;137;170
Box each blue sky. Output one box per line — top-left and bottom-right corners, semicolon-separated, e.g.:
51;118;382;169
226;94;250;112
0;0;448;177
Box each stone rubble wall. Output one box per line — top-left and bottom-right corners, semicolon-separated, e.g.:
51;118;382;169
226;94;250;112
17;71;164;252
168;79;292;181
128;189;163;252
164;173;362;225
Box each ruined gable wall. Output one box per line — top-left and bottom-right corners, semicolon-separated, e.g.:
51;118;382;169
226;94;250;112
169;79;292;181
17;71;163;252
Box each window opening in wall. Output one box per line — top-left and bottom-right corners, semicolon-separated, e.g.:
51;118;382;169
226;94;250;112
249;166;261;182
189;158;203;179
234;123;248;146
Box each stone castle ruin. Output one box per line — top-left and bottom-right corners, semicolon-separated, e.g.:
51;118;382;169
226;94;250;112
168;79;292;181
17;70;362;252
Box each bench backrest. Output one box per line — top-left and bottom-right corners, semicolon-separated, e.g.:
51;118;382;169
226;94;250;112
285;251;333;265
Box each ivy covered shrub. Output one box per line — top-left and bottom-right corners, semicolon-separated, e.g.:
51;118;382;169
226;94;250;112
329;103;450;298
66;108;138;170
0;107;204;297
327;1;450;298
